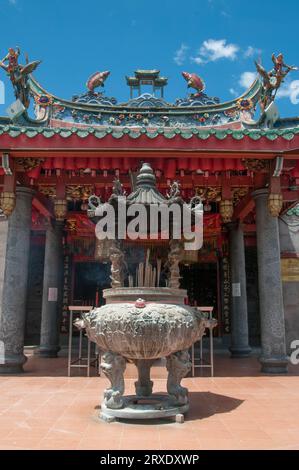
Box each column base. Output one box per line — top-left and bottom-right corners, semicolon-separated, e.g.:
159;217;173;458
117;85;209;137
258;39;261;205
39;347;60;358
260;356;288;374
0;353;27;374
229;346;252;358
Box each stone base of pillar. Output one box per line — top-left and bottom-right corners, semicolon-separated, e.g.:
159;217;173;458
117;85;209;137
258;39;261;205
38;346;60;358
229;346;252;358
0;353;27;374
260;356;288;374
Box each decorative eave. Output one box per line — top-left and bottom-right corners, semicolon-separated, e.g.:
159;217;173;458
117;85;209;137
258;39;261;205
1;123;299;142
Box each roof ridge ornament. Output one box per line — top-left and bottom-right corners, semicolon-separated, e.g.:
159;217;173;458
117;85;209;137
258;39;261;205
182;71;205;95
255;52;298;113
126;70;168;99
0;47;41;109
86;70;110;93
176;71;220;107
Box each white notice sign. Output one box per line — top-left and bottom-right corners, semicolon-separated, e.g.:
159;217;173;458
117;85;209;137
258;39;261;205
232;283;241;297
48;287;58;302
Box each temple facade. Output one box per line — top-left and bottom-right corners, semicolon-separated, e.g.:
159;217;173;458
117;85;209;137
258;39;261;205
0;50;298;374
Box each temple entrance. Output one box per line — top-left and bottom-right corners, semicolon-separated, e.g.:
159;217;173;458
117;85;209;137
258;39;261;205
180;262;220;335
73;261;111;307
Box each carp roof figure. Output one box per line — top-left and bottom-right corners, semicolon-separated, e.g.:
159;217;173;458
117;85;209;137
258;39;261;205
181;71;205;95
86;71;110;93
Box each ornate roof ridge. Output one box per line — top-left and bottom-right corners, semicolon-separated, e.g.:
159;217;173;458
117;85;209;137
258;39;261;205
28;75;261;110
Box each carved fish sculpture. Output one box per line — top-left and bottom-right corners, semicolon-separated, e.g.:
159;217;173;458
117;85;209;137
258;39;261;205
86;70;110;93
182;71;205;94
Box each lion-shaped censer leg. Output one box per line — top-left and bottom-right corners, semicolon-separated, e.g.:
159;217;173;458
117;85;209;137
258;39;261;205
101;351;126;409
166;350;191;406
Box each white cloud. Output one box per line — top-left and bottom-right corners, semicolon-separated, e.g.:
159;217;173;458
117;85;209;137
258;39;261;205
190;56;204;65
239;71;257;88
229;88;238;96
8;0;17;4
173;44;189;66
191;39;239;64
277;80;299;104
244;46;262;58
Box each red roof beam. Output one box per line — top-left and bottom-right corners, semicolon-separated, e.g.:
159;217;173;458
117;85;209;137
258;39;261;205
32;192;54;218
233;193;255;222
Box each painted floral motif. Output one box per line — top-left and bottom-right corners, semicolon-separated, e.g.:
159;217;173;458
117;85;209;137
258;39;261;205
237;98;253;110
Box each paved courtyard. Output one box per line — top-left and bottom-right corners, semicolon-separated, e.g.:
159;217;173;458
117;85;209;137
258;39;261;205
0;352;298;450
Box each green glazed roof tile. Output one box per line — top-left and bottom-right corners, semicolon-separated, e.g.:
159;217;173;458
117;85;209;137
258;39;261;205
1;123;299;142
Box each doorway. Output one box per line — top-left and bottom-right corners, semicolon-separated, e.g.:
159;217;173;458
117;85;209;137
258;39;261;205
73;261;111;306
180;262;220;334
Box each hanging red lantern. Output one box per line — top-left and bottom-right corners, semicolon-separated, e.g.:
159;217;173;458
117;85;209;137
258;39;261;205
233;159;243;171
53;157;64;176
152;157;163;177
124;157;137;172
189;157;199;172
27;166;41;180
42;159;52;170
212;159;223;172
53;157;64;170
223;158;235;171
86;157;97;170
199;158;212;172
65;157;75;171
178;157;189;176
291;161;299;178
165;159;177;179
75;157;87;170
112;157;122;177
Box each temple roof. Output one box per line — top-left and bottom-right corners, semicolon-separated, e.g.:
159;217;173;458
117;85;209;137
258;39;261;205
0;55;298;137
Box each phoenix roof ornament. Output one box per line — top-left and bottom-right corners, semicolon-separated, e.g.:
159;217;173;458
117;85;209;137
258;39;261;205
0;47;41;108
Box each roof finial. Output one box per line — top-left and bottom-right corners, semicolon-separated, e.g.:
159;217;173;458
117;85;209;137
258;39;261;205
86;71;110;93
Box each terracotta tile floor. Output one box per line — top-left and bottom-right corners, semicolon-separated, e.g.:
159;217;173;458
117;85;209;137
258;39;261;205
0;352;299;450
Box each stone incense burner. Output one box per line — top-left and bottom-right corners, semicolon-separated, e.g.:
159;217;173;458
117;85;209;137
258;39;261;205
82;163;215;422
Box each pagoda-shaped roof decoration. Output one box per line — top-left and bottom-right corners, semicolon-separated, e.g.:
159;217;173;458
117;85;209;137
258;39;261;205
126;162;167;205
126;70;168;98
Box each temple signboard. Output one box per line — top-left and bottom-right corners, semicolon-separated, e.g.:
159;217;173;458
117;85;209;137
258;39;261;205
281;258;299;282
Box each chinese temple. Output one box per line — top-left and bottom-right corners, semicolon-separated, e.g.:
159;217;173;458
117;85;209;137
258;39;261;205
0;49;298;375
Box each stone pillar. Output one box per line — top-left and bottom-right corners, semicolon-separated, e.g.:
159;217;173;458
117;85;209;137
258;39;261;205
0;187;34;374
228;222;251;357
39;221;64;357
252;188;288;373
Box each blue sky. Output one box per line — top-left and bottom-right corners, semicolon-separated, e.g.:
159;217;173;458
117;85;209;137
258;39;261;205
0;0;298;118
